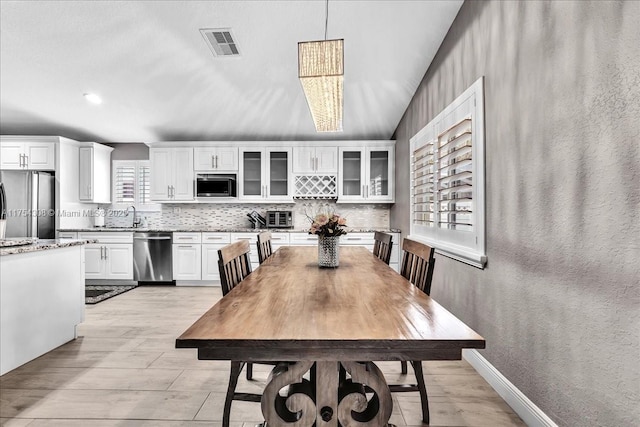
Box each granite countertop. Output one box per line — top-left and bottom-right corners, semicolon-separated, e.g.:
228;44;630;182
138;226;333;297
0;239;97;256
58;227;402;233
0;238;37;248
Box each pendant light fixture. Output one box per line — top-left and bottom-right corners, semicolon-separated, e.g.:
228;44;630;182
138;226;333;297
298;0;343;132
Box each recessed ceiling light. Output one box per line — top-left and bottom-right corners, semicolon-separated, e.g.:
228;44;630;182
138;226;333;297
83;93;102;105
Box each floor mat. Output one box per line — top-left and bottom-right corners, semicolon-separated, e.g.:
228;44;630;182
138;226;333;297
85;284;137;304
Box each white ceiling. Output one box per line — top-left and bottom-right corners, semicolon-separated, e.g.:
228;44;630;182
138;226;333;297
0;0;463;143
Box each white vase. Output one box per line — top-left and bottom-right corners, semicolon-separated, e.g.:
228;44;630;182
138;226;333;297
0;219;6;239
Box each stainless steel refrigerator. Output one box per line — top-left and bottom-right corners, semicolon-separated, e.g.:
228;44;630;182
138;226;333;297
0;171;55;239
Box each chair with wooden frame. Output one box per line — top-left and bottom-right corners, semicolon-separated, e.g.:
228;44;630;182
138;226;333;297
256;231;273;264
217;240;260;427
372;231;393;265
389;238;436;424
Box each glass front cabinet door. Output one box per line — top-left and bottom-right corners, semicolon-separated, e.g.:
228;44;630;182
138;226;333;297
239;147;292;202
338;144;394;203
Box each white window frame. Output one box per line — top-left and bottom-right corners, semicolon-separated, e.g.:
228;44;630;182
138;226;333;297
111;160;161;212
409;77;486;268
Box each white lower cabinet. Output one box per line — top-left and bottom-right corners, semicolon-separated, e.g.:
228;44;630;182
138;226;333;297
339;232;400;272
201;233;231;282
289;232;318;246
57;231;78;239
79;232;133;280
230;232;260;271
269;232;290;251
173;232;231;285
173;244;202;281
172;233;202;281
74;229;399;285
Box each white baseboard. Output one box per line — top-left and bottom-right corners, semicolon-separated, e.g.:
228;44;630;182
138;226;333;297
463;349;558;427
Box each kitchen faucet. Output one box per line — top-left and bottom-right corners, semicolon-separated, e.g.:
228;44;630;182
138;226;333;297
129;205;141;228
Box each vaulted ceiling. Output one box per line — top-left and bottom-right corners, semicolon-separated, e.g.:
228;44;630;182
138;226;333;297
0;1;462;143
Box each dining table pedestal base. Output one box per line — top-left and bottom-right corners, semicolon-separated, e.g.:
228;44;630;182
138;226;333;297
259;360;394;427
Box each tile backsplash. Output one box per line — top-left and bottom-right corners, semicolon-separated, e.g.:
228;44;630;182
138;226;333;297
104;200;390;230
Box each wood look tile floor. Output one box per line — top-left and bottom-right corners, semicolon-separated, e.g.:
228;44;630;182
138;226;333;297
0;286;525;426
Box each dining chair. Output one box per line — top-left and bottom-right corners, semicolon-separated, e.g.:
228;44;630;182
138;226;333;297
217;240;260;427
372;231;393;265
256;231;273;264
389;237;436;424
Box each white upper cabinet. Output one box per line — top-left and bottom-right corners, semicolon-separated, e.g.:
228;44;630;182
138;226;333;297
79;143;113;203
150;147;194;201
292;146;337;174
338;143;395;203
194;147;238;171
0;140;55;170
144;141;393;203
239;147;292;202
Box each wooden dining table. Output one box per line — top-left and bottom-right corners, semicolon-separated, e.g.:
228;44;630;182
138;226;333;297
176;245;485;427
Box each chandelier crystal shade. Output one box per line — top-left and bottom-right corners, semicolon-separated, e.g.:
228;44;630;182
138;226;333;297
298;39;344;132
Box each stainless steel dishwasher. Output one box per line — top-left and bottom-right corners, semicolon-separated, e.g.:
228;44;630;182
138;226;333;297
133;232;173;283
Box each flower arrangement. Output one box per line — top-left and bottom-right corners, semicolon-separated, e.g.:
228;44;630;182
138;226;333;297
308;212;348;237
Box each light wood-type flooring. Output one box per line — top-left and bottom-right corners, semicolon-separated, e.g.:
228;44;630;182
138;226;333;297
0;286;525;426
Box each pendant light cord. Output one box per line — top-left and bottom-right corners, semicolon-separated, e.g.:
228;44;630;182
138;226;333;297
324;0;329;40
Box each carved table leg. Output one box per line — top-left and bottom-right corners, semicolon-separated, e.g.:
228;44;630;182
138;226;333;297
261;361;315;427
339;362;393;427
260;361;393;427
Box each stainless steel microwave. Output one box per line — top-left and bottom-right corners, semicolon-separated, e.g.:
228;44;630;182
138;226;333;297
196;174;236;197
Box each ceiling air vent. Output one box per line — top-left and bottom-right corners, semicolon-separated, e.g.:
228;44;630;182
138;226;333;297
200;28;240;57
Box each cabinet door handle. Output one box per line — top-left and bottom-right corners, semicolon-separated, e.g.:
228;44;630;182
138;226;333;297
265;185;268;198
167;185;171;198
104;247;108;260
215;155;218;169
315;157;318;171
19;154;23;167
310;153;314;171
178;245;192;248
24;155;28;167
212;155;215;168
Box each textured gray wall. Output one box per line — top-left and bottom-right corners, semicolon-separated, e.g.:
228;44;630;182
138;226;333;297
391;1;639;426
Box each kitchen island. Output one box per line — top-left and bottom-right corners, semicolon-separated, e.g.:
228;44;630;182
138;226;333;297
0;239;90;375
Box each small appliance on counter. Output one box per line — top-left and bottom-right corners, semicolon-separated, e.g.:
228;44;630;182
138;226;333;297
267;210;293;229
247;211;266;229
94;207;105;227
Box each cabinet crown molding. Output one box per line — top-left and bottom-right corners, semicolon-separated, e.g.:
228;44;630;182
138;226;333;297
145;140;395;148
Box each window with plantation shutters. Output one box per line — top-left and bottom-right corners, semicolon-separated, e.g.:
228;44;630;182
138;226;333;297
112;160;160;211
138;164;152;205
114;162;136;205
409;77;486;268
